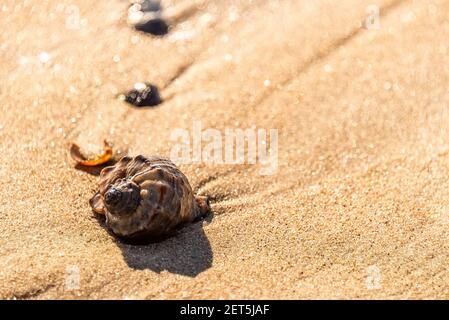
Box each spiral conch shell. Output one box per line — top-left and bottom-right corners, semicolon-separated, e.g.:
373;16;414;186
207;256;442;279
90;155;210;243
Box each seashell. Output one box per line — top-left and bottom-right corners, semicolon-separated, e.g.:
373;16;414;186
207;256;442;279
90;155;210;243
70;140;113;167
121;82;162;107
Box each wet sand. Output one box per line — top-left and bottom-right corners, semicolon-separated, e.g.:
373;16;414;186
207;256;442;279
1;0;449;299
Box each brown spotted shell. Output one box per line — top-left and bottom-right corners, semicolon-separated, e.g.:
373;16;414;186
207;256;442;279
90;155;210;243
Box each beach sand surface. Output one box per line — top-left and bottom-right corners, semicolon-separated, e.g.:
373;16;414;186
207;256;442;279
1;0;449;299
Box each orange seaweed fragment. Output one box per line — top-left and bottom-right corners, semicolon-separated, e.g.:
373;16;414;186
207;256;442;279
70;140;113;167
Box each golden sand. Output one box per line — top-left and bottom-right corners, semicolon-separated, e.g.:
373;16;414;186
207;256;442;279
1;0;449;299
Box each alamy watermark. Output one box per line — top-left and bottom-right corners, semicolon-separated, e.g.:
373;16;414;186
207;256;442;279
364;5;381;30
365;265;382;290
65;265;80;291
169;121;278;175
56;3;86;30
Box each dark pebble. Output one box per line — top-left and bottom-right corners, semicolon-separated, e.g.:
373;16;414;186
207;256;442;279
135;18;169;36
138;0;161;13
124;83;162;107
128;0;169;36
